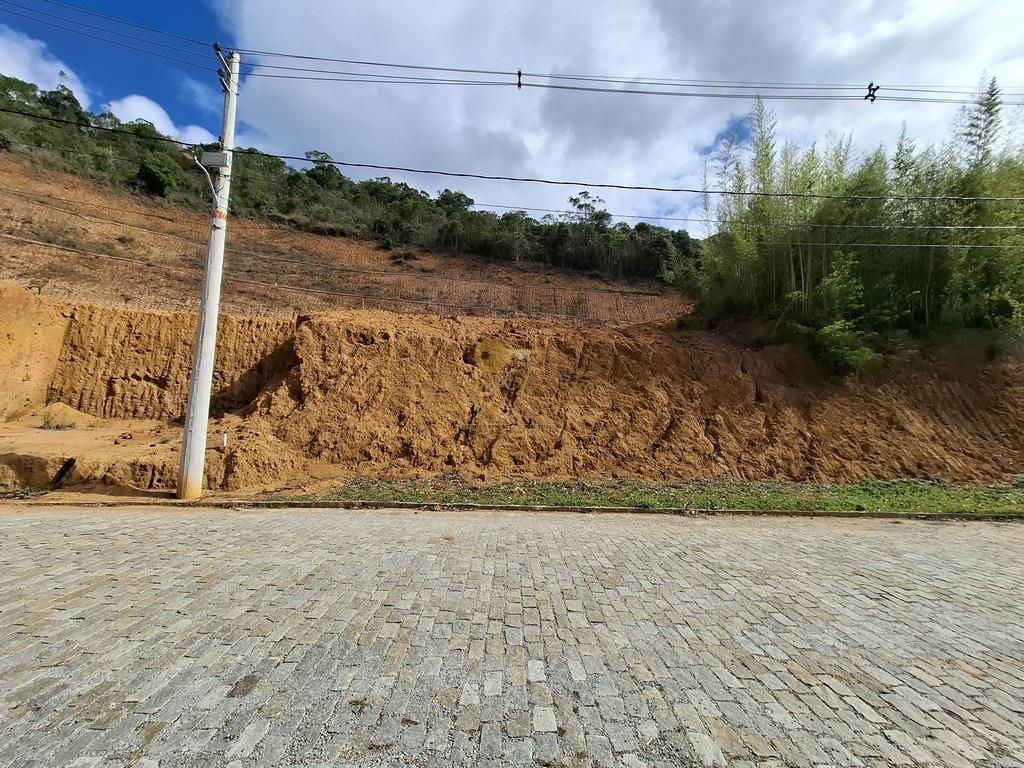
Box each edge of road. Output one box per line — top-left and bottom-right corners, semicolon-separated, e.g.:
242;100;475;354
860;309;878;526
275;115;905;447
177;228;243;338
1;497;1022;521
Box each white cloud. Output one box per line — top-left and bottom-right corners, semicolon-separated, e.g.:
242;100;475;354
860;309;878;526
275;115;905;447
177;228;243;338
0;24;89;110
207;0;1024;235
2;2;1014;235
181;75;221;115
178;124;217;144
103;94;216;145
0;25;216;146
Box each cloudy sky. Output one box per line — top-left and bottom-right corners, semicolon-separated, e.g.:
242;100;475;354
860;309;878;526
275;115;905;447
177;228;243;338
1;0;1023;232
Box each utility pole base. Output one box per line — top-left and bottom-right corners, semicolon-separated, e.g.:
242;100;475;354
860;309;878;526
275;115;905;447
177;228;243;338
177;476;203;501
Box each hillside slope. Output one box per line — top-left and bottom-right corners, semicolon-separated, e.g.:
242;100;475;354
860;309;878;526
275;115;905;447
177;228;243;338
0;155;687;323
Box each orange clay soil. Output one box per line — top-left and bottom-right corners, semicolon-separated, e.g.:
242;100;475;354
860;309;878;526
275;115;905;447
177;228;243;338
2;284;1022;495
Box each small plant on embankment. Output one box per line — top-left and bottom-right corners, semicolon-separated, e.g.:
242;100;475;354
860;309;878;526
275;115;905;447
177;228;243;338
39;413;75;430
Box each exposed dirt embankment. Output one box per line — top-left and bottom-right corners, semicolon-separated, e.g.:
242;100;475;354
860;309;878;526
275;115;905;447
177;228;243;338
3;284;1023;492
48;303;294;420
257;314;1023;483
0;286;68;421
0;286;305;492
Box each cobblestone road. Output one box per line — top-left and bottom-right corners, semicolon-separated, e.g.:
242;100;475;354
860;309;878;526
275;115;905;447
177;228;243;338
0;507;1022;768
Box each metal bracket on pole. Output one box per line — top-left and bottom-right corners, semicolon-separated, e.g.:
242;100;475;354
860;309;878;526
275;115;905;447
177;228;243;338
176;49;241;500
214;44;231;93
185;152;218;206
213;43;230;72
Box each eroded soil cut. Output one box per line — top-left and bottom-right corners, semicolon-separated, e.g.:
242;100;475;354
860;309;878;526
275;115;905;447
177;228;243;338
2;284;1022;495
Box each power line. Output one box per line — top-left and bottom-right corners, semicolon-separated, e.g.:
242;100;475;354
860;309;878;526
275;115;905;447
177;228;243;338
527;73;1024;97
883;86;1024;96
473;202;704;221
7;139;173;164
13;3;521;92
1;7;591;91
0;175;183;219
40;0;210;48
231;61;1022;105
233;59;1024;100
523;81;866;104
0;0;210;58
0;107;195;145
471;202;1024;230
521;81;1022;106
5;179;1020;261
242;73;517;87
522;72;1024;94
0;186;207;241
238;60;510;80
13;142;1019;239
231;70;1024;105
237;48;512;78
243;152;1024;203
764;241;1023;249
0;163;310;234
236;61;510;83
237;47;1024;95
246;73;873;102
0;4;212;70
15;166;1012;246
18;1;1024;99
7;3;522;86
531;73;861;91
6;108;1024;204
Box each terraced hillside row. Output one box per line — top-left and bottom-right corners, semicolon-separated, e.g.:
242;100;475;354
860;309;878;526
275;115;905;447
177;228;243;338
0;156;688;323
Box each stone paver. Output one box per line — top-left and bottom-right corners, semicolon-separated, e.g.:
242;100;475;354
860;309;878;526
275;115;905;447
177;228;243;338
0;506;1022;767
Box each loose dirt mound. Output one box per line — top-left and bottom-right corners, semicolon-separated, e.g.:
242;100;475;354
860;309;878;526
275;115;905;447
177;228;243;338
3;284;1022;491
0;407;308;495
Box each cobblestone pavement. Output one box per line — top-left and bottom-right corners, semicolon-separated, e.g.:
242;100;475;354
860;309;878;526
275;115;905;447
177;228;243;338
0;507;1022;768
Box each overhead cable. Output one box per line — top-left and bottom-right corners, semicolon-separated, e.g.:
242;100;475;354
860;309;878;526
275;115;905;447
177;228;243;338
0;4;212;70
6;108;1024;203
15;2;1023;98
0;186;665;297
0;0;210;58
40;0;210;47
472;203;1024;230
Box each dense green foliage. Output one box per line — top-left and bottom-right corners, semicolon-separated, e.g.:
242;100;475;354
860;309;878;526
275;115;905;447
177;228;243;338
133;157;184;196
0;73;699;282
701;84;1024;367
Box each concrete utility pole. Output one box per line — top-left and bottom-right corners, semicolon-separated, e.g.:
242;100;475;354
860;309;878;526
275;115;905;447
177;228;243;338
177;48;240;500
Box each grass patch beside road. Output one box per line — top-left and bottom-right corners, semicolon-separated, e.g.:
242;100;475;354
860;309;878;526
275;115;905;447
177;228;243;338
280;476;1024;516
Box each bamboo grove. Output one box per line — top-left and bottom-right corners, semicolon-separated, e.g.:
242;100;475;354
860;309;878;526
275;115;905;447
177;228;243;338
700;81;1024;366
